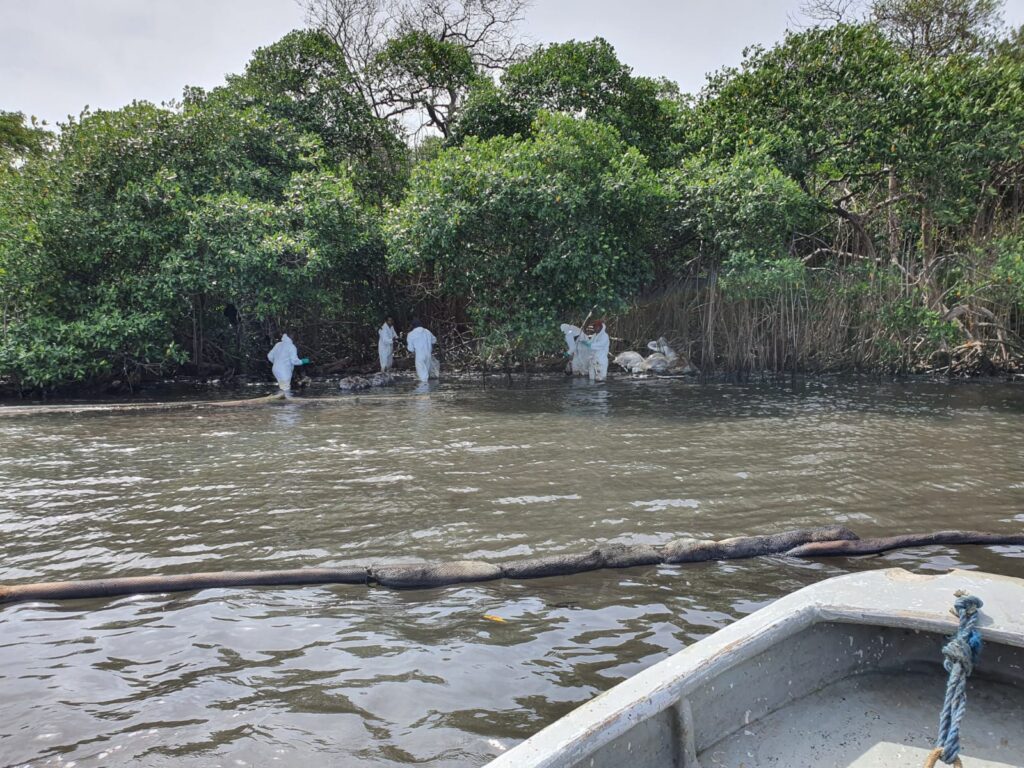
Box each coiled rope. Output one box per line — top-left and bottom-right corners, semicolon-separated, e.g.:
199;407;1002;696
923;592;984;768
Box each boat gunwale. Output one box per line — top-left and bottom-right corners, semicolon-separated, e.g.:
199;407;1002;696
484;568;1024;768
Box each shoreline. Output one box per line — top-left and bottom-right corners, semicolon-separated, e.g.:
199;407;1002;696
1;369;1021;418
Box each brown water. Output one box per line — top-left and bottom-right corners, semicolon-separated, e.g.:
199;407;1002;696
2;377;1023;767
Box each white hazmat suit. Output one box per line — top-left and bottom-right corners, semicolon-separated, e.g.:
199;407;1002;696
378;322;398;371
406;326;437;382
571;327;593;376
267;334;302;393
585;325;610;382
560;323;582;375
559;323;580;356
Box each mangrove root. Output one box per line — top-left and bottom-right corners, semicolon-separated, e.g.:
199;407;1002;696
2;527;1022;605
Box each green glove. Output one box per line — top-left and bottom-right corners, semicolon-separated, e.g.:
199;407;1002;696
300;357;310;365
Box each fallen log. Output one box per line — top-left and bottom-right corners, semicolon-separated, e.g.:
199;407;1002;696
2;527;1022;605
785;530;1024;557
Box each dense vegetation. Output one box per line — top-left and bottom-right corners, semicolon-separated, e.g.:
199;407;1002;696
2;0;1023;391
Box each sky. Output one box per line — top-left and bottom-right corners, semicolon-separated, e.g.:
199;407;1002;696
3;0;1024;128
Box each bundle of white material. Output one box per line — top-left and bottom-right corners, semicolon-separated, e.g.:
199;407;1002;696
638;353;671;373
613;337;688;375
559;323;591;375
559;323;581;354
613;351;645;373
646;336;678;362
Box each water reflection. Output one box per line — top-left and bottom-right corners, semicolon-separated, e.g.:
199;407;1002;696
2;377;1024;767
270;403;305;429
561;379;610;418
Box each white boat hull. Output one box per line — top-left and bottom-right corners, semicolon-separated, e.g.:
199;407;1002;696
486;569;1024;768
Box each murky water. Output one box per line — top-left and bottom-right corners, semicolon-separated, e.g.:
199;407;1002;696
2;377;1023;767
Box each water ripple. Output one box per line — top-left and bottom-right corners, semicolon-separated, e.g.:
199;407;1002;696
2;378;1024;766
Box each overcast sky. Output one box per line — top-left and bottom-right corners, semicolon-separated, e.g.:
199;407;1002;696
3;0;1024;128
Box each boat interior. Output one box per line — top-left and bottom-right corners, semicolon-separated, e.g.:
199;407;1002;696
581;620;1024;768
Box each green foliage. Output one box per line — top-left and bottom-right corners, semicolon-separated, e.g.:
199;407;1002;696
680;24;906;182
663;148;822;269
375;31;476;89
875;297;960;369
905;48;1024;226
4;12;1024;388
872;0;1004;56
0;74;384;390
671;18;1024;367
388;112;663;360
223;29;408;202
982;235;1024;308
301;0;530;138
0;308;186;390
681;20;1024;230
169;167;377;322
719;253;807;300
993;22;1024;59
372;31;478;138
453;38;682;166
0;111;52;167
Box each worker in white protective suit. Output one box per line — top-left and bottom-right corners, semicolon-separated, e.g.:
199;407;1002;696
559;323;581;375
580;320;610;382
406;321;437;382
267;333;308;395
572;324;593;376
378;317;399;372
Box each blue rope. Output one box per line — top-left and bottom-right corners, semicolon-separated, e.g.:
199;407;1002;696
934;594;984;765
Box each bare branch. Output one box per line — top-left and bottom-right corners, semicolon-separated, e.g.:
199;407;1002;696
872;0;1005;57
799;0;868;25
303;0;532;137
